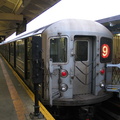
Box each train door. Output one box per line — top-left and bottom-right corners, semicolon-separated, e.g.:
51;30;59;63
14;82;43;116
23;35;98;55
49;36;73;105
73;36;93;95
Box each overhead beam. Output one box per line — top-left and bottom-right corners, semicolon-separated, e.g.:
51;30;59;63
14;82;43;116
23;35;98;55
0;13;23;21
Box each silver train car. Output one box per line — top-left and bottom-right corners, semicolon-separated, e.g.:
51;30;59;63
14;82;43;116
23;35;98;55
0;19;113;107
41;19;113;106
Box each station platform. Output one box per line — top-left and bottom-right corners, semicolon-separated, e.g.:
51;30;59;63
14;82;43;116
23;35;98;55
0;55;46;120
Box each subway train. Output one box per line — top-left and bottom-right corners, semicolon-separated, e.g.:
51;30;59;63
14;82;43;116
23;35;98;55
0;19;113;118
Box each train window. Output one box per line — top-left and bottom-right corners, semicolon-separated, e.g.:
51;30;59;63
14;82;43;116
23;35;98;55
50;37;67;62
16;40;25;60
75;41;88;61
10;43;14;56
100;37;112;63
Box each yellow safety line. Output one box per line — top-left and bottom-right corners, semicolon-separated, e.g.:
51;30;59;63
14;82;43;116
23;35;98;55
2;56;55;120
0;58;27;120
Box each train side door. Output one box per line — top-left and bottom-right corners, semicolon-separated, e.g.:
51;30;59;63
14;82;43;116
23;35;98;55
49;36;73;105
74;36;93;95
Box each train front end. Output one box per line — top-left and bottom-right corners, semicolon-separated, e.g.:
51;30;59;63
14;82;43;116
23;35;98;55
41;19;113;106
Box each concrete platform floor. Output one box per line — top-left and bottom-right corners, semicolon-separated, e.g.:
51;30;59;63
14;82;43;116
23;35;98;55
0;56;45;120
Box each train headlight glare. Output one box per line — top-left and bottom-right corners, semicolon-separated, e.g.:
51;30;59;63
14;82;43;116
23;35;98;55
100;82;105;88
60;83;68;92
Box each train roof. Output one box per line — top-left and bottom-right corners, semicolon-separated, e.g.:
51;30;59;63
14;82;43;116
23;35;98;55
0;24;50;45
0;19;112;45
43;19;113;37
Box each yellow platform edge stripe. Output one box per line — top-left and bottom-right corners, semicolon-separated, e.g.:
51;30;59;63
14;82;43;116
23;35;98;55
2;55;55;120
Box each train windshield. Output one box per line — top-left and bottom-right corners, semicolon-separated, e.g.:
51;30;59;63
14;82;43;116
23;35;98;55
50;37;67;62
75;41;88;61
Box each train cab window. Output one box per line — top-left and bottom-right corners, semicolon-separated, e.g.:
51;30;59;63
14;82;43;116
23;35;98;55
50;37;67;62
75;41;88;61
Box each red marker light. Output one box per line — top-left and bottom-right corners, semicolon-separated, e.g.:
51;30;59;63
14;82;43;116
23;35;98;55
61;70;68;77
61;71;67;76
100;69;105;74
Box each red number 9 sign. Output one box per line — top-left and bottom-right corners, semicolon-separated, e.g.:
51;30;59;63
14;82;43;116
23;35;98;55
101;44;110;58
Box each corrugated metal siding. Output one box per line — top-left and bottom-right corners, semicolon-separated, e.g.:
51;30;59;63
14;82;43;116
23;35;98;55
112;35;120;84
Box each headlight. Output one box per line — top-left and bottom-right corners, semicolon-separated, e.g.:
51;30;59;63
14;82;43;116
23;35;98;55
60;83;68;92
100;82;105;88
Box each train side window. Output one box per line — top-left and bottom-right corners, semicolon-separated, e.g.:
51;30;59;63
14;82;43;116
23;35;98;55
75;41;88;61
10;43;14;56
16;40;24;60
50;37;67;62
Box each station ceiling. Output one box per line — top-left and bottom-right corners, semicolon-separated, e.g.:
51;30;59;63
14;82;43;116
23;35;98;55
0;0;60;38
96;15;120;35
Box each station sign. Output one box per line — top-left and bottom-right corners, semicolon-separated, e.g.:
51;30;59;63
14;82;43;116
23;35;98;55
16;18;27;35
100;37;112;63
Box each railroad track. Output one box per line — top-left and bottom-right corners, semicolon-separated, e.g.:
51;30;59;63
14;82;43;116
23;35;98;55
95;96;120;120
